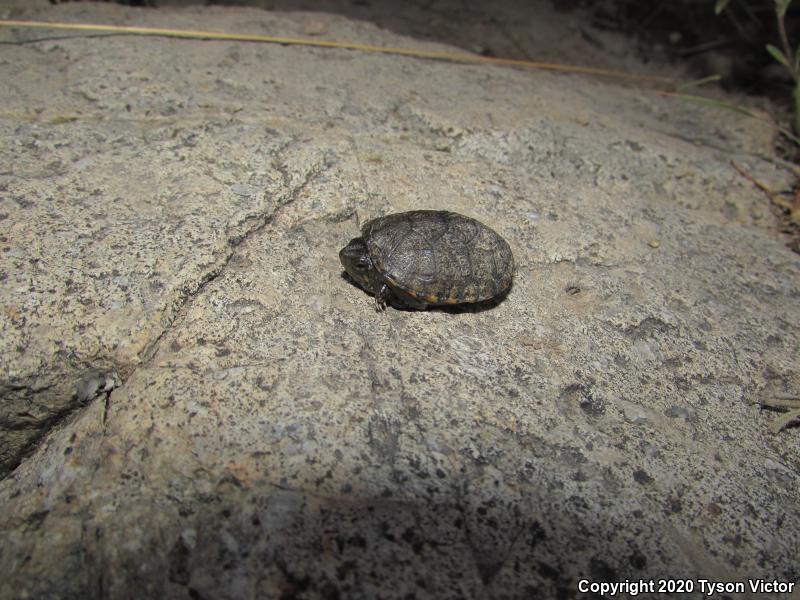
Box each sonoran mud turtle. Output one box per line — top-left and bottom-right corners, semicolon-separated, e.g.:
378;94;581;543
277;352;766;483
339;210;514;310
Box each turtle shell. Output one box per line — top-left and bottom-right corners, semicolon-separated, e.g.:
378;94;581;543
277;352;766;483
362;210;514;305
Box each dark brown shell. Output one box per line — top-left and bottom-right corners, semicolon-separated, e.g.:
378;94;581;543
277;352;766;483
362;210;514;305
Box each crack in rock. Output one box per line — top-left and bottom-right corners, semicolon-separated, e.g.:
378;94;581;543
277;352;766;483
3;144;328;477
139;146;328;365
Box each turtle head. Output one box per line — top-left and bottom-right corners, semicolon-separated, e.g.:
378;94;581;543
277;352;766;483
340;236;381;294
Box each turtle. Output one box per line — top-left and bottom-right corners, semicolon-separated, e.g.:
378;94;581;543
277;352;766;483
339;210;514;310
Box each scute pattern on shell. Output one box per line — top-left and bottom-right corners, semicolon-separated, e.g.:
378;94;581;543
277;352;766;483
362;210;514;305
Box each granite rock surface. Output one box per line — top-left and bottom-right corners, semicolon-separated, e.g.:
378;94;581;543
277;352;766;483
0;1;798;599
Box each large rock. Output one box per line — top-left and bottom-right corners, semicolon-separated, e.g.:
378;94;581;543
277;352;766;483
1;2;798;598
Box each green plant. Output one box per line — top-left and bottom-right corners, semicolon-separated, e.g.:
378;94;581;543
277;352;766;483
716;0;800;134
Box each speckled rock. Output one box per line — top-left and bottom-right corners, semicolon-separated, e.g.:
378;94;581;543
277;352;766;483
0;1;798;599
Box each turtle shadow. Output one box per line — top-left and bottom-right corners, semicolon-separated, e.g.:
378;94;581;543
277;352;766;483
340;272;511;313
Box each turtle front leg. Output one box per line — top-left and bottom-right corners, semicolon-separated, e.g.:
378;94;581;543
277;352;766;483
375;284;391;311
